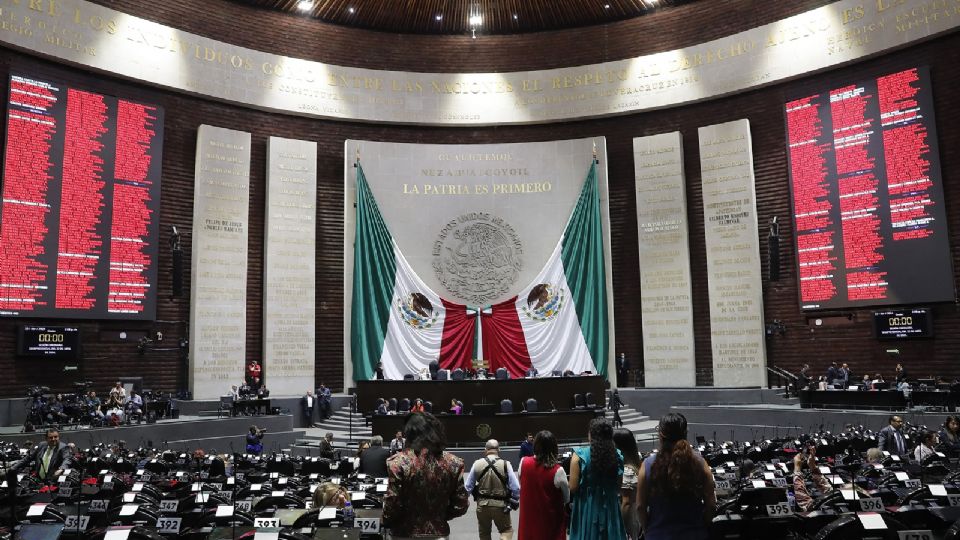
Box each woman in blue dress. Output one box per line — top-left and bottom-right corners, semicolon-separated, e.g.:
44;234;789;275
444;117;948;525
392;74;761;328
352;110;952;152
637;413;716;540
569;418;626;539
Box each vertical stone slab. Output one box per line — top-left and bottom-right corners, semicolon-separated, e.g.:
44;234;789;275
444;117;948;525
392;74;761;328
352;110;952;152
633;132;696;387
699;119;766;387
264;137;317;397
189;125;251;400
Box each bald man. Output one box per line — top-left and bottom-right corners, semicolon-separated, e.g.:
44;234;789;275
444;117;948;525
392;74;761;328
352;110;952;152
464;439;520;540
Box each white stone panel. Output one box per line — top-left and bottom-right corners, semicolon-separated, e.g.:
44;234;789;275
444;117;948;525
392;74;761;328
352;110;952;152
699;119;766;387
633;132;695;387
189;125;251;400
264;137;317;397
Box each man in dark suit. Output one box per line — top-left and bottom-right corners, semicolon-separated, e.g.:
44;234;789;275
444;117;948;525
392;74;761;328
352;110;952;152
877;415;907;456
359;435;390;477
616;352;629;386
9;429;73;482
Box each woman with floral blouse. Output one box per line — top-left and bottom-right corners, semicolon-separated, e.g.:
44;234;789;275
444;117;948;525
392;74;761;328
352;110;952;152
383;412;469;539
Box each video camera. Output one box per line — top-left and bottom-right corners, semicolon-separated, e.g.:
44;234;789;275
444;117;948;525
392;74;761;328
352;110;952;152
26;386;49;398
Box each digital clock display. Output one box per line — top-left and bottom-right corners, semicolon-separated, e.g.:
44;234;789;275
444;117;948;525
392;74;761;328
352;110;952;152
873;308;933;339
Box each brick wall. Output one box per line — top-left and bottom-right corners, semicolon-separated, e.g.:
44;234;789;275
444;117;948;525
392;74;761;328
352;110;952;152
0;0;956;398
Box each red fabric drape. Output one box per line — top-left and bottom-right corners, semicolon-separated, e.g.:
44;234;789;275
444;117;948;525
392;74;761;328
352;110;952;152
438;299;474;371
481;296;532;378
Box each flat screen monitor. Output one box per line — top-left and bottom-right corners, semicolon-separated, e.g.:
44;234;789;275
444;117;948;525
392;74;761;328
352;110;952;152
0;73;164;319
873;308;934;339
785;67;953;310
17;325;80;358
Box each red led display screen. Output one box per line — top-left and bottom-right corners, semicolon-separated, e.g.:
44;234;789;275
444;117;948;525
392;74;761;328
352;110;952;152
785;67;952;310
0;74;163;319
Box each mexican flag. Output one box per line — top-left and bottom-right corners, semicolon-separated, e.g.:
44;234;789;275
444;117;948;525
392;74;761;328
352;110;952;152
351;162;608;380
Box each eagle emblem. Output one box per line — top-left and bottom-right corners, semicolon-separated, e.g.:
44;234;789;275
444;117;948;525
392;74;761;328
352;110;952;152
398;292;438;330
521;283;564;322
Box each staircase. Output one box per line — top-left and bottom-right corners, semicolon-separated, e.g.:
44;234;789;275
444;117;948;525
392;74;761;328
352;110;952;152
288;403;657;455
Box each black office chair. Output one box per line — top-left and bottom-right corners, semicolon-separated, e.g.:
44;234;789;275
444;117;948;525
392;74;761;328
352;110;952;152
424;401;433;413
436;369;449;381
403;374;416;381
399;398;411;413
388;397;398;412
495;368;509;380
573;394;587;410
525;398;538;413
500;399;513;413
429;360;439;380
585;392;597;408
452;368;465;381
552;370;562;377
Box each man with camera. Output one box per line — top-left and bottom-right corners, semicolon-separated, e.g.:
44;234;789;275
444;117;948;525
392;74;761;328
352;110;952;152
465;439;520;540
246;425;266;455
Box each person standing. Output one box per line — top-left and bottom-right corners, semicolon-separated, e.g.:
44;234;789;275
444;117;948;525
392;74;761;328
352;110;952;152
465;439;520;540
390;431;405;454
317;384;332;420
637;413;715;540
246;425;265;455
519;433;534;461
569;418;625;540
383;413;469;539
616;353;630;386
517;430;569;540
613;428;642;540
302;390;316;427
359;436;390;477
877;415;907;457
610;390;625;428
246;360;261;386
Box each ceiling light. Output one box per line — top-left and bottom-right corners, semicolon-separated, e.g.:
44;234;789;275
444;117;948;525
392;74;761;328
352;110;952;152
348;7;355;13
469;14;482;26
296;0;313;11
436;14;442;20
604;4;610;8
513;14;518;19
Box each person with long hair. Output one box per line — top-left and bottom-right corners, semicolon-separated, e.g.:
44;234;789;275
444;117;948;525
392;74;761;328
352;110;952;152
939;415;960;454
517;430;569;540
637;413;716;540
383;412;469;539
613;428;642;540
569;418;625;539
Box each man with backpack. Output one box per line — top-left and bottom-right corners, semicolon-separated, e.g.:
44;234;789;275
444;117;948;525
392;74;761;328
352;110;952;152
464;439;521;540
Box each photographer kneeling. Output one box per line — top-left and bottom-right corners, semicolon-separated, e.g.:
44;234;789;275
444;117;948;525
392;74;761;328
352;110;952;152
246;425;266;455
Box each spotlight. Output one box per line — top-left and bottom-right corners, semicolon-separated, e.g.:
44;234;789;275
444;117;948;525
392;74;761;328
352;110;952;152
436;14;442;20
296;0;313;11
513;13;518;19
469;14;482;26
348;7;355;13
604;3;610;8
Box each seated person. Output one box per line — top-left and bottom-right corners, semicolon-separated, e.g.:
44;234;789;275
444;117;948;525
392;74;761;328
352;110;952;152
449;398;462;415
792;449;832;511
86;391;104;423
125;390;144;420
319;432;337;459
374;398;390;416
410;398;426;413
312;482;348;509
257;384;270;399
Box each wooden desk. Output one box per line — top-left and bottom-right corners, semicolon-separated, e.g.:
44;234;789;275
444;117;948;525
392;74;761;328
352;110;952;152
371;409;601;445
356;375;606;414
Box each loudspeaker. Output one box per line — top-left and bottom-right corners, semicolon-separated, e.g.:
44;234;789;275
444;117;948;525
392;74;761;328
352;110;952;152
172;247;183;297
768;233;780;281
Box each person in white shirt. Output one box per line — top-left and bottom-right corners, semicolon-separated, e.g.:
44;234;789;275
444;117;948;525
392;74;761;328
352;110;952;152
914;430;938;462
389;431;405;454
